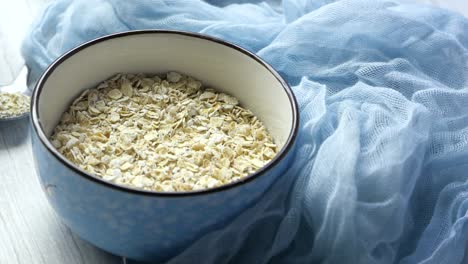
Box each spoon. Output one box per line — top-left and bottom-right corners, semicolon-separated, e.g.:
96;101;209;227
0;67;30;122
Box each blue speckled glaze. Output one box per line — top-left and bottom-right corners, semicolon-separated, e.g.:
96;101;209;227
31;126;296;262
30;30;299;262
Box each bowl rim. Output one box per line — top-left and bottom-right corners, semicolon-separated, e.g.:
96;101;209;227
31;29;299;197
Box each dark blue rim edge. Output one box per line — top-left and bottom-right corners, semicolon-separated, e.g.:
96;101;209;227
31;29;299;197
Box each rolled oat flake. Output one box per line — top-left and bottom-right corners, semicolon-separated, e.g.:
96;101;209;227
51;72;279;192
0;92;30;119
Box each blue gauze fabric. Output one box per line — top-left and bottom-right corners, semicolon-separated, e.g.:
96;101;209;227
21;0;468;263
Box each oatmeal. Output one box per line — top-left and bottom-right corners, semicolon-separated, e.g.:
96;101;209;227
50;72;278;191
0;92;30;119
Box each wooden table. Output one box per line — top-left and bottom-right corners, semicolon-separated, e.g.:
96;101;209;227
0;118;124;264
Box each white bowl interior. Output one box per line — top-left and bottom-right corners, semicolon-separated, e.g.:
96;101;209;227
36;32;294;149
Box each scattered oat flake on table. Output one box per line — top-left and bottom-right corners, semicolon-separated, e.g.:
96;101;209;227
0;92;30;118
50;72;278;192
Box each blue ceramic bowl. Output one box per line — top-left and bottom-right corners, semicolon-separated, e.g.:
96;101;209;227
31;30;298;262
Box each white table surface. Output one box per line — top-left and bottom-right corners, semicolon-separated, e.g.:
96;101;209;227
0;0;467;264
0;118;123;264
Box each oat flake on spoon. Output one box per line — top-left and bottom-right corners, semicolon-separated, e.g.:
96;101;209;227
0;92;30;120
